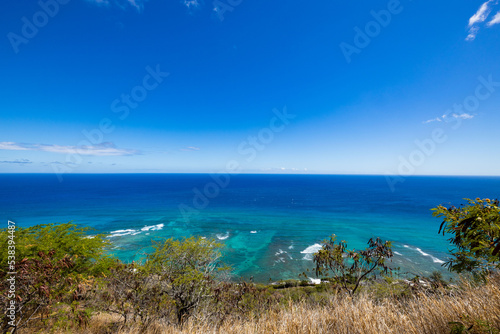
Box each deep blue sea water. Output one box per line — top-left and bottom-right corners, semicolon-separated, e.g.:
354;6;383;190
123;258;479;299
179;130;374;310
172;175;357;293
1;174;499;282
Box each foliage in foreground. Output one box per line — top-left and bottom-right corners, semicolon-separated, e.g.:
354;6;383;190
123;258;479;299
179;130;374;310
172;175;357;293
0;222;113;276
2;195;500;333
93;236;231;328
145;236;230;323
313;235;394;295
0;223;112;332
433;198;500;276
12;274;500;334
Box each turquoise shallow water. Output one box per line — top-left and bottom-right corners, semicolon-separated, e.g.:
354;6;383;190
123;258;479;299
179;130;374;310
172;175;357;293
1;174;499;282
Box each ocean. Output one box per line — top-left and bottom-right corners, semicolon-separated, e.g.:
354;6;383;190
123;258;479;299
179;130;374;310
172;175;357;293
1;173;499;282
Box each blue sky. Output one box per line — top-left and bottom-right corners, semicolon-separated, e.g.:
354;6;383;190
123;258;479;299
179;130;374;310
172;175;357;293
1;0;500;176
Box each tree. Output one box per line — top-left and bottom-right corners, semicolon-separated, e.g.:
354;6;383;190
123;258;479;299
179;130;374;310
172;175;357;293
144;236;229;324
433;198;500;276
0;222;113;277
313;235;394;295
0;223;112;332
93;261;173;328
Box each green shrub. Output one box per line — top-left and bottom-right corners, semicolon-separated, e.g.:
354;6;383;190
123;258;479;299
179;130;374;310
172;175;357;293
144;236;230;324
433;198;500;277
313;235;394;295
0;222;112;332
0;222;113;277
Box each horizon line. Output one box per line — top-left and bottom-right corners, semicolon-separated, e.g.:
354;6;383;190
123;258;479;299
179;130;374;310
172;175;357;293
1;172;500;177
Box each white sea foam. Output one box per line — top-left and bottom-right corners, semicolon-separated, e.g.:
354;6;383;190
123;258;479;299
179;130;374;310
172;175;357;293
404;245;445;264
111;229;136;233
141;223;164;232
301;243;322;260
216;232;230;240
108;223;164;238
250;231;257;234
275;249;293;261
415;247;445;264
394;251;402;256
275;249;286;256
309;278;321;285
108;229;137;237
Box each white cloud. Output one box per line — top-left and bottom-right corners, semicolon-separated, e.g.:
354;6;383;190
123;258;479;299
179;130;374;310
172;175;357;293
0;142;30;151
423;113;474;124
260;167;303;172
466;1;500;41
469;1;493;27
87;0;110;5
86;0;111;6
127;0;145;12
86;0;147;12
89;0;201;12
487;11;500;26
451;113;474;120
180;146;200;151
466;26;480;41
0;159;32;164
0;142;140;156
423;117;442;124
183;0;200;8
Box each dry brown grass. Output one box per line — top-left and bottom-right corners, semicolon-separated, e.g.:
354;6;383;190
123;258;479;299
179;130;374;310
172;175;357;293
21;275;500;334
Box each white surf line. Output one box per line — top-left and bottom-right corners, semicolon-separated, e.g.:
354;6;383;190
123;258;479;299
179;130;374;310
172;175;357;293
403;245;445;264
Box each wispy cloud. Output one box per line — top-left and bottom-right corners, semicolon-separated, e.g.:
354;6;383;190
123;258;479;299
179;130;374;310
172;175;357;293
423;117;442;124
180;146;200;152
423;113;474;124
0;159;32;164
87;0;201;13
469;1;493;26
450;113;474;120
0;142;140;156
88;0;110;5
487;11;500;26
86;0;147;12
466;26;480;41
183;0;200;9
259;167;308;173
466;1;499;41
127;0;145;11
